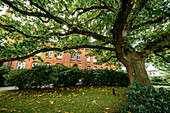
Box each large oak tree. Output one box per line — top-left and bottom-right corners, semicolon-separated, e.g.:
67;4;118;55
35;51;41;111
0;0;169;87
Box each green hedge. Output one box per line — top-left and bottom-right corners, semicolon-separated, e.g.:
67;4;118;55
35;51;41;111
3;65;130;89
0;65;11;86
121;82;170;113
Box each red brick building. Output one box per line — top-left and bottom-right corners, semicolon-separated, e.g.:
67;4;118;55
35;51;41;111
9;48;116;70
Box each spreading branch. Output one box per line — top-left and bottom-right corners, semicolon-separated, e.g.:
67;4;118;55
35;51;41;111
0;24;41;39
103;56;117;62
154;52;170;63
72;1;117;15
2;0;110;43
1;44;115;63
131;16;167;31
2;0;47;17
128;0;148;29
102;1;117;12
143;33;170;56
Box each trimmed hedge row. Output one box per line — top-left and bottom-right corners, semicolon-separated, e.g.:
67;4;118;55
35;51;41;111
3;65;129;89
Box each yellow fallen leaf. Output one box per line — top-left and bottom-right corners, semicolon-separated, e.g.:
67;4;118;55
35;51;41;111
0;108;8;111
105;108;110;110
92;100;98;105
49;101;54;104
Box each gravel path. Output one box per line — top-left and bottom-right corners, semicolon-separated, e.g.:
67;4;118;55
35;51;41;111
0;86;18;91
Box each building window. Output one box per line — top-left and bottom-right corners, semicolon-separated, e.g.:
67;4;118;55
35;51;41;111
46;63;51;66
17;62;26;69
100;68;103;70
47;51;53;57
32;62;39;67
87;56;90;62
71;54;75;59
87;66;91;70
77;53;81;60
57;52;62;58
93;56;97;62
94;67;97;70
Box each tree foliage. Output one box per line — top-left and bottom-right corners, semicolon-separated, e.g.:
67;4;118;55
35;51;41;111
0;0;169;86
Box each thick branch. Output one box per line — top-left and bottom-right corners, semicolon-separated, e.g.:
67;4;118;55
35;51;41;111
143;33;170;57
1;45;115;63
2;0;109;42
72;1;116;16
103;56;117;62
131;16;166;31
74;28;110;42
2;0;47;17
128;0;148;29
87;11;103;22
154;52;170;63
102;1;117;12
0;24;41;39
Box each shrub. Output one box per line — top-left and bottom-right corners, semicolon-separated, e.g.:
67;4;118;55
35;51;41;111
151;76;164;82
3;65;130;88
121;82;170;113
53;65;82;86
29;65;54;88
3;69;30;89
0;65;12;86
82;69;129;86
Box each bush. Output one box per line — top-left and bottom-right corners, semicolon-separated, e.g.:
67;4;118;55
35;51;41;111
151;76;164;82
53;65;82;86
0;65;12;86
82;69;129;86
29;65;54;88
121;82;170;113
3;69;30;89
3;65;130;89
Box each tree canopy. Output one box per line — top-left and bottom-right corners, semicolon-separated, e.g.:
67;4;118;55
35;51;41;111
0;0;169;86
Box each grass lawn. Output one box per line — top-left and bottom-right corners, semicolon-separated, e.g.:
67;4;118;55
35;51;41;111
0;86;127;113
153;85;170;90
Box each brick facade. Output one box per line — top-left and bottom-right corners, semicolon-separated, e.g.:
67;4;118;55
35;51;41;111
8;49;116;70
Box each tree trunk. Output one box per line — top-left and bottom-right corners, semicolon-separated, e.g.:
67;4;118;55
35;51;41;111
120;49;153;87
125;59;153;87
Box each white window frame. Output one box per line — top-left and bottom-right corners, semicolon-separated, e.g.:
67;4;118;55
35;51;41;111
71;54;75;59
94;67;97;70
77;53;81;60
46;63;51;66
93;56;97;62
57;52;62;58
32;62;39;67
17;62;26;69
87;56;90;62
47;51;53;57
87;66;91;70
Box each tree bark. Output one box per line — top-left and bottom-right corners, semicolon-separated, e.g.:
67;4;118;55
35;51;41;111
126;59;153;87
120;48;153;87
